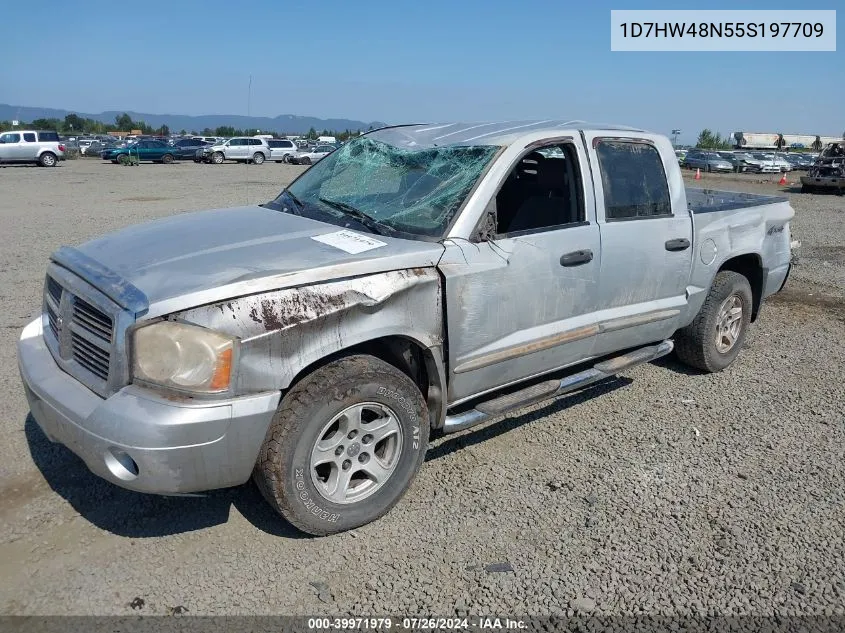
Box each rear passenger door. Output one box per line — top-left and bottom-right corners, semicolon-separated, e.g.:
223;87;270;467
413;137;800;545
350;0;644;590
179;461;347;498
583;134;693;356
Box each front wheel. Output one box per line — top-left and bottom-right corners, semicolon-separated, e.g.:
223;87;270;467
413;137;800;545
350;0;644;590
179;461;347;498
253;355;429;536
211;152;224;164
161;153;174;164
252;152;265;165
674;271;753;373
300;156;311;165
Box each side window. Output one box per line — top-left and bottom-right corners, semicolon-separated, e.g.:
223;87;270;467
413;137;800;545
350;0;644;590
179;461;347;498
23;133;37;142
281;141;293;148
2;133;21;143
38;131;59;142
596;141;672;220
494;142;585;235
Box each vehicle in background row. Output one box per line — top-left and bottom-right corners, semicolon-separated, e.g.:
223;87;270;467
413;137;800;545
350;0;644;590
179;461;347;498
290;143;336;165
716;152;752;173
781;154;814;171
734;152;780;174
750;153;791;172
18;122;796;536
0;130;65;166
197;138;270;164
267;139;299;163
683;150;733;173
801;142;845;193
101;140;176;164
169;138;212;161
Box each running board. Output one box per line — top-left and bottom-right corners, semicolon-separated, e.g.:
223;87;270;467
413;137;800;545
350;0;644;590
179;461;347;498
442;340;674;434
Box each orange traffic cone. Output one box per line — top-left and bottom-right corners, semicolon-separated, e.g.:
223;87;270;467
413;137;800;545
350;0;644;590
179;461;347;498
694;168;701;180
778;173;787;185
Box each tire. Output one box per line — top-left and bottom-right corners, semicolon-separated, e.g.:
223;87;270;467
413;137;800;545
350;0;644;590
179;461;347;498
252;152;265;165
253;355;429;536
39;152;57;167
211;152;224;164
283;154;291;163
161;153;174;164
118;154;130;165
301;156;311;165
674;271;753;373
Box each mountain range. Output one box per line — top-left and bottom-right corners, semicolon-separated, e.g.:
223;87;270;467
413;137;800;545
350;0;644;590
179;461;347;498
0;104;386;134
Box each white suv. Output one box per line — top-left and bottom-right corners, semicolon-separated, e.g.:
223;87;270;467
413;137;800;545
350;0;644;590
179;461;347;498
0;130;66;167
200;137;270;164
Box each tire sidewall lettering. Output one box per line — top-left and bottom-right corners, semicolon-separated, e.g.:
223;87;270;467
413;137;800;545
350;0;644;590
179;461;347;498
377;386;421;450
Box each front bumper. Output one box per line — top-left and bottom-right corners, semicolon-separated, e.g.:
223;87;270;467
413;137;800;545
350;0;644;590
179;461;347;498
801;175;845;189
18;318;280;494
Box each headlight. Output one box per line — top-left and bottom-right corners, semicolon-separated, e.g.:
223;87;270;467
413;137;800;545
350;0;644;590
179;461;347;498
132;321;235;394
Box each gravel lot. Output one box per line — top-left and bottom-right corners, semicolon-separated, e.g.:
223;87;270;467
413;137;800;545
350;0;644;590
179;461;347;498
0;159;843;618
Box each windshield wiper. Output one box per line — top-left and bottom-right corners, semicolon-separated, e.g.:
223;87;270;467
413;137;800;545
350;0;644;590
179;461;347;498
317;196;393;236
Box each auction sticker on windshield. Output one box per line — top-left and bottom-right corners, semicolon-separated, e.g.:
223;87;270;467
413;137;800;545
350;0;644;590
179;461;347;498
311;230;388;254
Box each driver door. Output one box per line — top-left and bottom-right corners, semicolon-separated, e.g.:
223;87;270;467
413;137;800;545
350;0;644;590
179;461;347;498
439;138;602;404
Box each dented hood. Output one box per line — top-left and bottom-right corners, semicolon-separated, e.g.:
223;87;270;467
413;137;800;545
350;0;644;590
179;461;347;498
68;205;445;317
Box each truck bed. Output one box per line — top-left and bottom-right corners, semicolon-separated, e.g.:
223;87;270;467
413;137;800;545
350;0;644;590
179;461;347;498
686;187;787;215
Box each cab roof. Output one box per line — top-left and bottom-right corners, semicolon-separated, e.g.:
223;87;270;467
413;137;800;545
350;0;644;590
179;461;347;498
365;120;649;149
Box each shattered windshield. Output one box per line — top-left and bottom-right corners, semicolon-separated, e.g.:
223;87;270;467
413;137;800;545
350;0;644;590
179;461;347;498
269;136;499;239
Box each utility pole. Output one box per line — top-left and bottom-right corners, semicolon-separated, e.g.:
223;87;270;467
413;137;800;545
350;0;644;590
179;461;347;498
671;129;681;148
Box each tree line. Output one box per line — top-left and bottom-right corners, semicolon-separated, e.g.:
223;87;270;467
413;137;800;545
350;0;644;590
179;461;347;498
1;113;370;141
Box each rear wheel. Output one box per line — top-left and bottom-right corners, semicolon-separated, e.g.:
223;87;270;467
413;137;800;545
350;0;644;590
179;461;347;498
252;152;265;165
161;153;174;164
253;355;429;535
39;152;57;167
211;152;224;164
674;271;753;373
301;156;311;165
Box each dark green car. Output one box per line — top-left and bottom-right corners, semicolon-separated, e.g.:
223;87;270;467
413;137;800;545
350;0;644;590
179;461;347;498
102;140;176;164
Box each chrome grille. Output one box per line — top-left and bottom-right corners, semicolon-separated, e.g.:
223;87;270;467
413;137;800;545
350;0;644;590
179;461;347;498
71;333;110;380
45;301;59;338
46;276;63;304
72;297;113;343
42;273;122;397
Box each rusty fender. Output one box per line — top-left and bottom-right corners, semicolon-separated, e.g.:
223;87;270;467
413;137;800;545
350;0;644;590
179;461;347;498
174;267;446;399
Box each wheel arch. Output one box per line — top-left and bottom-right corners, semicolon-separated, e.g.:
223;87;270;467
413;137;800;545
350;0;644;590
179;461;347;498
284;335;447;430
718;253;764;321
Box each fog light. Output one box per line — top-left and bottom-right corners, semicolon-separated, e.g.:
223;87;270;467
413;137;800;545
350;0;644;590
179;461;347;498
105;447;139;481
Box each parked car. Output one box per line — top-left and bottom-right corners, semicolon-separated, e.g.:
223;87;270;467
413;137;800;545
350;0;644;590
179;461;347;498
101;140;177;164
800;142;845;193
715;152;753;173
290;144;336;165
169;138;211;160
0;130;65;166
197;137;270;164
733;152;779;174
18;122;797;536
267;139;299;163
751;153;791;172
683;150;733;173
782;154;813;171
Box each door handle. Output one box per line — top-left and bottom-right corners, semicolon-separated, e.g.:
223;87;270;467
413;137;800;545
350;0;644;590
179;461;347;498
665;238;691;252
560;249;594;266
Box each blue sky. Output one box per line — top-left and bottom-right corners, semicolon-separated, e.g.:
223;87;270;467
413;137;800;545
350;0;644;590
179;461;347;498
1;0;841;143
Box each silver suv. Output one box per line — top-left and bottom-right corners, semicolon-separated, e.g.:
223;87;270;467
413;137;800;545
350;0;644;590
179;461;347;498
198;137;270;164
0;130;66;167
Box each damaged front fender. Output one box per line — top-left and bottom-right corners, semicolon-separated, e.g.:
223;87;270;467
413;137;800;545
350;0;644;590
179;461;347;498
174;268;445;418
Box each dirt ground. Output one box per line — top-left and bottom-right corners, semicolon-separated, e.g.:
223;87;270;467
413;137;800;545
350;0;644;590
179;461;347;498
0;159;843;617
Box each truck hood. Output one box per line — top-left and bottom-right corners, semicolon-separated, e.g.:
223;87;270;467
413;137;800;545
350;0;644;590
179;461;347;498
68;205;445;318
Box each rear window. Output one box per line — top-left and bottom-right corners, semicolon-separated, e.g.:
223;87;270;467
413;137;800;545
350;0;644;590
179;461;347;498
37;131;60;142
1;133;21;143
595;140;672;221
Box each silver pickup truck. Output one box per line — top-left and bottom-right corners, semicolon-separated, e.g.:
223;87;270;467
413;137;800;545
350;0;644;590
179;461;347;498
18;122;795;535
